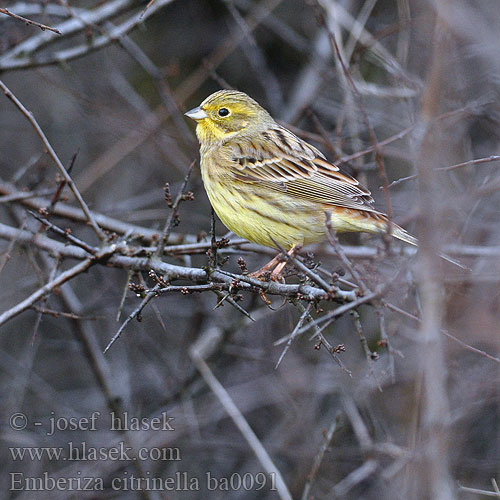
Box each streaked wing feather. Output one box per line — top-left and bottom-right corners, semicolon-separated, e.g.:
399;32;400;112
228;126;375;211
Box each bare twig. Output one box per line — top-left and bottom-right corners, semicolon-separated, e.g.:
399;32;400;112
459;484;500;498
153;161;195;259
300;303;352;375
271;238;334;293
0;188;55;203
140;0;157;18
376;306;397;383
341;395;373;450
325;212;368;292
28;210;96;255
0;7;62;34
0;218;25;275
275;302;312;368
0;0;177;71
0;80;106;240
30;305;101;320
330;459;378;497
301;413;341;500
0;180;160;242
388;154;500;189
190;328;293;500
104;285;159;353
351;310;382;391
0;257;94;327
315;0;393;224
116;270;133;321
385;301;500;364
336;103;486;167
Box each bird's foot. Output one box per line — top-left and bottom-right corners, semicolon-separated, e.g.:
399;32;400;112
248;254;281;281
248;245;298;282
249;254;291;306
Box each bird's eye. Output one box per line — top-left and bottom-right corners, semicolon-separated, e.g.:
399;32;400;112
218;108;230;117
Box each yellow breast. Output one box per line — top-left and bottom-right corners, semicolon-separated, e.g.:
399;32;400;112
200;155;327;249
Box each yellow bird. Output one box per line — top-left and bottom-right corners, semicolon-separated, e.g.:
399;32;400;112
185;90;433;278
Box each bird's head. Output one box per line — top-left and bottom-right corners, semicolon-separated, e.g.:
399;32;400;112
185;90;272;146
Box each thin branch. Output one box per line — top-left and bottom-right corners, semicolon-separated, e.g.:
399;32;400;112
376;306;397;383
325;212;368;293
351;309;382;391
45;150;79;216
458;484;500;498
296;290;381;338
0;218;25;275
140;0;157;19
0;7;62;34
212;289;255;321
300;303;352;375
341;394;373;450
275;302;312;368
0;180;160;242
154;161;195;259
301;413;342;500
30;305;101;320
0;0;176;71
0;80;106;240
31;254;61;345
315;0;393;223
336;103;488;167
330;459;378;497
1;0;134;62
190;329;293;500
103;286;159;353
388;154;500;189
0;258;94;327
116;270;133;321
0;188;55;203
385;302;500;364
28;210;96;255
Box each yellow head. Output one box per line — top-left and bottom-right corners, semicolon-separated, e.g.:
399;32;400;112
185;90;273;146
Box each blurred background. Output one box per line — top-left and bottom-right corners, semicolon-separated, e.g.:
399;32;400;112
1;0;500;499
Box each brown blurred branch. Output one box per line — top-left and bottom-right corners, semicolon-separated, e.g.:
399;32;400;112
411;8;455;498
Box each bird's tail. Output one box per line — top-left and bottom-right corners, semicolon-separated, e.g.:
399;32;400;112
390;224;418;247
389;222;468;270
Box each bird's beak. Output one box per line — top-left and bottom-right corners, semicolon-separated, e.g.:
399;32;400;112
184;106;208;121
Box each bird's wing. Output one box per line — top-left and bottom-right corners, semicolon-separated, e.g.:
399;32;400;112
227;125;376;211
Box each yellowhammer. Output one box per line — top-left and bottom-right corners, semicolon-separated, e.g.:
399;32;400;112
185;90;452;277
